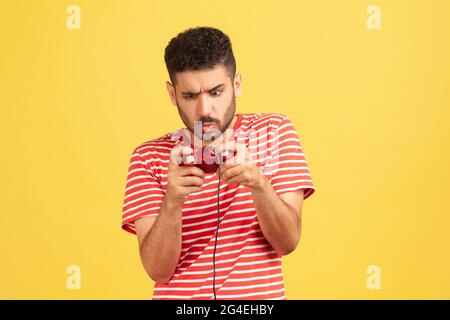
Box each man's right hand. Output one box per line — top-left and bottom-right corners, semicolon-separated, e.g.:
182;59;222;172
165;144;205;206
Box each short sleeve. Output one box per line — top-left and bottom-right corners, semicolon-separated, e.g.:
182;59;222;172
268;115;316;200
121;147;165;235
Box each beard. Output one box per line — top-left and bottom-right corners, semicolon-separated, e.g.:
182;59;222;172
176;90;236;142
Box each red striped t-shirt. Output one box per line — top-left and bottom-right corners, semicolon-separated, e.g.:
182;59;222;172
121;112;315;300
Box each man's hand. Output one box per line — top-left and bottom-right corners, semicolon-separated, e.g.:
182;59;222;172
166;144;205;206
212;140;265;190
209;133;304;256
135;143;206;284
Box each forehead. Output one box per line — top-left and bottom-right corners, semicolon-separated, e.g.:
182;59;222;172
174;64;230;91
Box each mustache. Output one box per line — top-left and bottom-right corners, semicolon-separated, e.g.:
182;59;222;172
197;118;218;124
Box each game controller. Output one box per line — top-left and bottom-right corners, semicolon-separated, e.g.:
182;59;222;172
180;146;235;173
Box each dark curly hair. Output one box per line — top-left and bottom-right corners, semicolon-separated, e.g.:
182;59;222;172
164;26;236;85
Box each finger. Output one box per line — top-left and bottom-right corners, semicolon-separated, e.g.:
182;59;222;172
180;176;204;187
212;141;237;163
226;143;249;166
184;185;202;194
224;176;240;185
179;165;205;178
220;165;243;181
219;160;239;173
170;145;193;166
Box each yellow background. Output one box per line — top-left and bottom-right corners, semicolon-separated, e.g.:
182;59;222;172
1;0;449;299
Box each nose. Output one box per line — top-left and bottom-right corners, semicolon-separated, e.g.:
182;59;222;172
197;93;212;117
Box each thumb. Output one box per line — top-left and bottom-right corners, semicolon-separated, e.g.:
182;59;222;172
169;144;193;168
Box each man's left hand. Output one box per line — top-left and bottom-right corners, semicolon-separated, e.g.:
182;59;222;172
212;140;266;190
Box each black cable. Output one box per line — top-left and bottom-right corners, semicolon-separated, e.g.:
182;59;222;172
213;161;221;300
212;151;225;301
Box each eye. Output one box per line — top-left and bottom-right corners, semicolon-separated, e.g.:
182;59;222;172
210;90;222;97
183;94;196;100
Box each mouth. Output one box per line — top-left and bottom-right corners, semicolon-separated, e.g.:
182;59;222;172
202;123;217;131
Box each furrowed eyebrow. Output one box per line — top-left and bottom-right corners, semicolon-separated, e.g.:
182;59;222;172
181;83;224;95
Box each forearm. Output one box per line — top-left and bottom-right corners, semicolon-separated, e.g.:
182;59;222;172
140;196;183;283
251;176;301;256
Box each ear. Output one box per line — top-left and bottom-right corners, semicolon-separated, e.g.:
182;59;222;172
166;81;177;106
233;73;242;98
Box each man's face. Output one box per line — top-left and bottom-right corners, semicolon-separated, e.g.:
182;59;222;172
166;64;242;142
